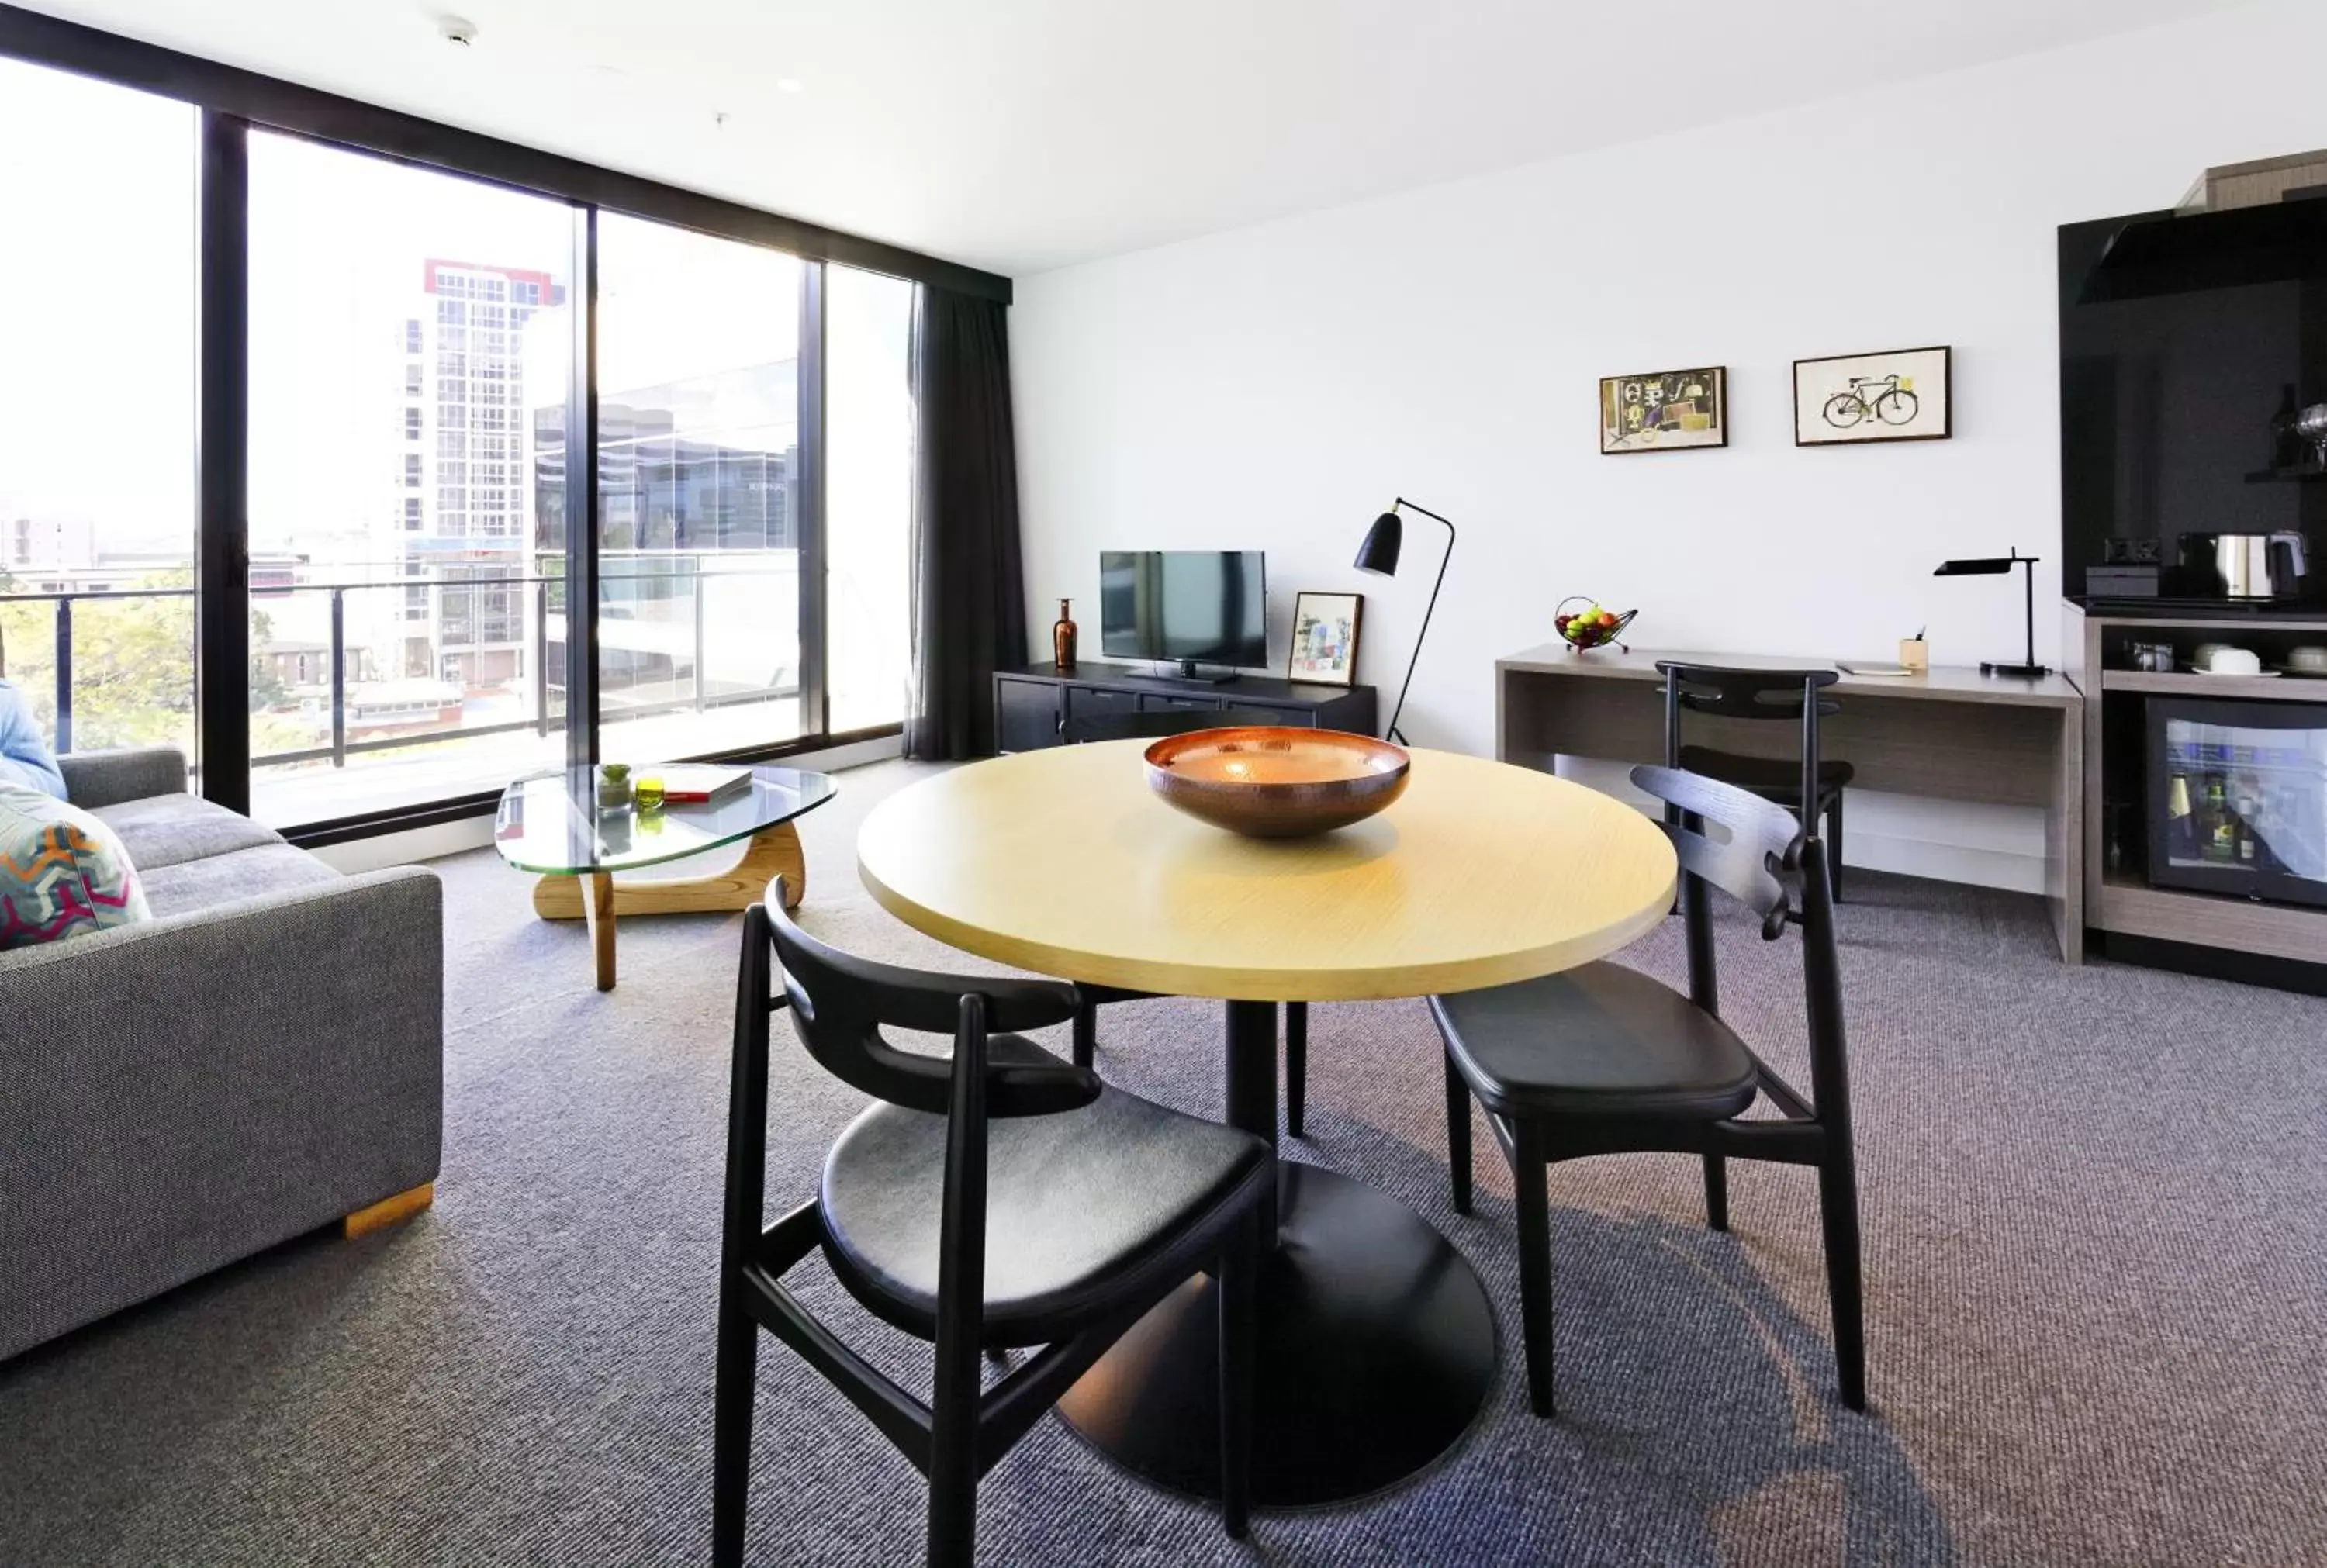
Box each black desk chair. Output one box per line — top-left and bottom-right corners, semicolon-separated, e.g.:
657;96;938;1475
1658;661;1852;902
715;881;1273;1568
1429;765;1864;1418
1061;705;1315;1137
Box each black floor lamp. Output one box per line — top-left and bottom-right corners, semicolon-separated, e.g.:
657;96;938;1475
1354;497;1457;746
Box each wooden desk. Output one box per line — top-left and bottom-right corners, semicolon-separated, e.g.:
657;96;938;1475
857;741;1675;1505
1495;644;2087;962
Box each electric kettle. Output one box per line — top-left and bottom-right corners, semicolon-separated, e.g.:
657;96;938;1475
2177;531;2311;600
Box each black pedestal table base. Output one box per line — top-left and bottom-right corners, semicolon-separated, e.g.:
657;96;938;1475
1055;1001;1497;1508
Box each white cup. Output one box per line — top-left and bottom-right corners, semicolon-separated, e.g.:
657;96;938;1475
2204;646;2263;675
2288;644;2327;672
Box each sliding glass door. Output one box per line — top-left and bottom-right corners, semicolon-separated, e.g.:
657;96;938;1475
246;130;576;827
0;29;959;838
0;58;199;775
590;214;806;763
824;265;916;734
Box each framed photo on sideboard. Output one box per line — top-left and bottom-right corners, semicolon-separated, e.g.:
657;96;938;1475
1288;591;1363;686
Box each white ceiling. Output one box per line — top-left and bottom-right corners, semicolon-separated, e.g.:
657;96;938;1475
20;0;2239;277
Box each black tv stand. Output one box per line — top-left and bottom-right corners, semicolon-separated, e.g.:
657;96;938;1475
992;661;1376;754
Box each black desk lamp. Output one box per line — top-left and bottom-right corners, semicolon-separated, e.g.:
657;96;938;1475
1933;548;2049;677
1354;496;1457;745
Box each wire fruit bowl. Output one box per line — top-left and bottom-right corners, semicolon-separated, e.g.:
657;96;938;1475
1554;596;1637;653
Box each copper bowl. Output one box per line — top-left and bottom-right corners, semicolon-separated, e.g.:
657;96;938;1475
1143;727;1410;838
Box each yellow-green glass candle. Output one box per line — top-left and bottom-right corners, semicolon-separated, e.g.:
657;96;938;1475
634;774;666;811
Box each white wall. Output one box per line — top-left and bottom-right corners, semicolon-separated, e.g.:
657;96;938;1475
1010;0;2327;892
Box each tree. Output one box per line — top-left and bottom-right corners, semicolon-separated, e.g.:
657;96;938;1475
0;568;292;754
247;608;292;713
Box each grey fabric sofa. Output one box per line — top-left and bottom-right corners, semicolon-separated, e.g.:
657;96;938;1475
0;746;442;1362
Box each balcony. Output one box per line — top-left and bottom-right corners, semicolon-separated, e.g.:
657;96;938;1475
0;554;804;831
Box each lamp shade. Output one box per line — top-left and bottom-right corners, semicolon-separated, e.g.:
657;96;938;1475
1934;556;2022;576
1354;510;1403;575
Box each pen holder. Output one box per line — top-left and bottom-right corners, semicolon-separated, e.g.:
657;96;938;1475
1898;639;1929;673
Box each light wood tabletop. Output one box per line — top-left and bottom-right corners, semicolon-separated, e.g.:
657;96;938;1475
856;741;1678;1002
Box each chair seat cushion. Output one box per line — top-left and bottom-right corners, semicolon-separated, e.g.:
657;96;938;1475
820;1038;1267;1342
1430;961;1760;1121
1678;746;1854;802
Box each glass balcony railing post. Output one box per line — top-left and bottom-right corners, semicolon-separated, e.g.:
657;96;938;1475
534;579;551;737
54;595;73;755
693;575;708;713
329;586;348;768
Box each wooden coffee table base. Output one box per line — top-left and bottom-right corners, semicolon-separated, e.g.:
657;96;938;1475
531;820;807;991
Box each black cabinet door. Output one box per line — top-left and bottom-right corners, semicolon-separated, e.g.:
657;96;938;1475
1066;686;1139;721
1225;704;1314;727
996;679;1063;753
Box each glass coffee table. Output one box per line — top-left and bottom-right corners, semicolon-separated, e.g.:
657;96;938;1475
493;764;838;991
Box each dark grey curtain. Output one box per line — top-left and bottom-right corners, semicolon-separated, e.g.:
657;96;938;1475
904;287;1028;760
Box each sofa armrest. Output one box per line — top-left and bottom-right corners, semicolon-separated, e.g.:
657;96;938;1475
58;744;191;809
0;865;443;1361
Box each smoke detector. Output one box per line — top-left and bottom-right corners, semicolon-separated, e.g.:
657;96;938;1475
438;15;478;47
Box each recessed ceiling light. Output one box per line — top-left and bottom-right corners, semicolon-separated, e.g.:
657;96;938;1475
776;78;804;94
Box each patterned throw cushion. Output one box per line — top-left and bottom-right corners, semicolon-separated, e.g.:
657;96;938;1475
0;782;152;949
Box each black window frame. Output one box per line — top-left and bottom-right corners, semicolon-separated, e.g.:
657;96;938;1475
0;3;996;844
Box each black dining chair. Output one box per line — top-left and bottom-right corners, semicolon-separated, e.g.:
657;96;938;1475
715;880;1274;1568
1429;765;1864;1418
1061;705;1314;1136
1658;661;1852;902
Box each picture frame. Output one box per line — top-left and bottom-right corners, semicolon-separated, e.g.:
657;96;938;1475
1794;345;1952;445
1599;366;1727;454
1288;591;1363;686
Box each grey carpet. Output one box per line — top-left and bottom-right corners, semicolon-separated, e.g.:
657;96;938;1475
2;758;2323;1567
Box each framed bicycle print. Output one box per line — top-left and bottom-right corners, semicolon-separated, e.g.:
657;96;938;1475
1794;346;1951;445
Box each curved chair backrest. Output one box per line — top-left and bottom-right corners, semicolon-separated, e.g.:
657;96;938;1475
1063;706;1284;744
1629;765;1799;937
1656;662;1841;723
1630;764;1848;1120
1656;661;1840;828
755;877;1097;1119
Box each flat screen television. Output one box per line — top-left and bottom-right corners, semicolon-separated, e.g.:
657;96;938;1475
1099;551;1267;676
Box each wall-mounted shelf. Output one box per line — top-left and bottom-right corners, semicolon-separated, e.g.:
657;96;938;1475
2099;668;2327;702
2078;607;2327;631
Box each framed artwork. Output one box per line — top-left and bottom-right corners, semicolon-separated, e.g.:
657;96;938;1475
1794;346;1952;445
1599;366;1727;454
1288;591;1363;686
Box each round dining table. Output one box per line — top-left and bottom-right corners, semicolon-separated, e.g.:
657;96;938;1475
855;739;1677;1506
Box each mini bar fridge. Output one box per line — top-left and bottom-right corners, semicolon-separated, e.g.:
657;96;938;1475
2148;696;2327;909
